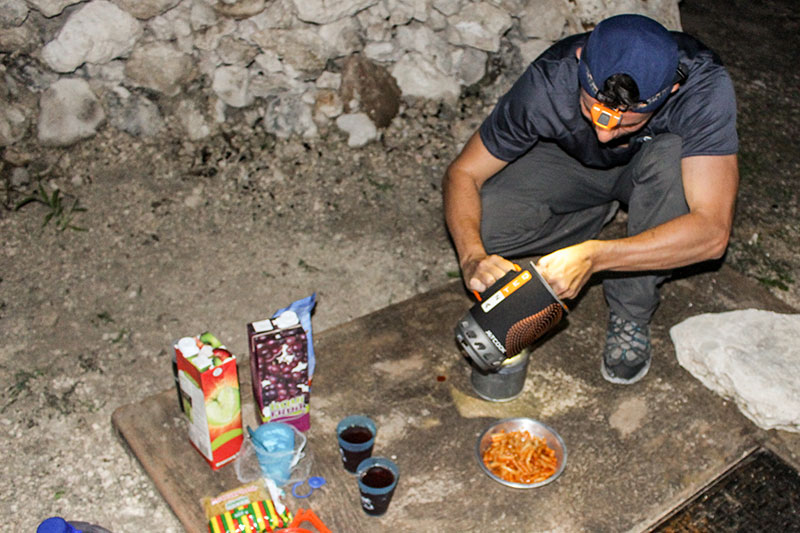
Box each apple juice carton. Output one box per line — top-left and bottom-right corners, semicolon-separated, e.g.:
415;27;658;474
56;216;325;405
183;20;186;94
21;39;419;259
174;333;243;470
248;311;310;431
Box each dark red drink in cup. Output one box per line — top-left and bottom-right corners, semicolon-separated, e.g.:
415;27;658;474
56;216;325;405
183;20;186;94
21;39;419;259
356;457;399;516
336;415;376;473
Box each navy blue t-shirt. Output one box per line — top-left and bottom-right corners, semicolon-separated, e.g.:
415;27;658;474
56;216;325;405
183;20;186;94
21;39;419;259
479;32;738;169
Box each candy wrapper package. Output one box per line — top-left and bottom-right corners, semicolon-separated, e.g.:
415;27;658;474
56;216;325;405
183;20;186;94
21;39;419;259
202;479;292;533
248;294;316;431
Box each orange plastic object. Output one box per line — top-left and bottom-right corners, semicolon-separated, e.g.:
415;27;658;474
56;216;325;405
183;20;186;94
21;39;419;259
284;509;331;533
590;102;622;130
471;262;522;301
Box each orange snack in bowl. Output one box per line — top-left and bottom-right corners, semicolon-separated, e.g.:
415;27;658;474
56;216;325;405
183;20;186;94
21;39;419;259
481;429;558;484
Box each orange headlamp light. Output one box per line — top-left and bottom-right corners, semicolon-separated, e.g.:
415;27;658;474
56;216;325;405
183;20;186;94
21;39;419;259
590;102;623;130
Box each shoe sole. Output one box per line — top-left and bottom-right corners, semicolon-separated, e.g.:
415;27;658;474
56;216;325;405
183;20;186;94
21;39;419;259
600;357;651;385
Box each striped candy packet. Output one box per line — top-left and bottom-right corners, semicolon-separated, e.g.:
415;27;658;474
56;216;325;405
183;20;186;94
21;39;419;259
203;479;292;532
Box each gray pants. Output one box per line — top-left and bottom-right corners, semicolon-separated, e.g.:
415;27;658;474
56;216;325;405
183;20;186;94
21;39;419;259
480;134;688;324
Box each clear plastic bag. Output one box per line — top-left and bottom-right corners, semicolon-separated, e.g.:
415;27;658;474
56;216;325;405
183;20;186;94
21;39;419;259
235;428;313;487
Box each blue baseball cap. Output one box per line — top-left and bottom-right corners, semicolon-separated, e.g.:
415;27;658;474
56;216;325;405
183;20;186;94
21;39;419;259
578;14;679;113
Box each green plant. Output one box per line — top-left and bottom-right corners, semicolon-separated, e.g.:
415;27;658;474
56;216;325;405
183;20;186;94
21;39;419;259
298;258;321;273
14;183;87;231
2;369;43;413
366;176;393;192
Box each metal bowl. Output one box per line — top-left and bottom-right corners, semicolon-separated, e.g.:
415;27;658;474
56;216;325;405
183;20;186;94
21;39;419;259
476;417;567;489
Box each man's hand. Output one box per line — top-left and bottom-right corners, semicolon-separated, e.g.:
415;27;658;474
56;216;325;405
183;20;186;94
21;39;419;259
536;241;601;300
461;254;516;293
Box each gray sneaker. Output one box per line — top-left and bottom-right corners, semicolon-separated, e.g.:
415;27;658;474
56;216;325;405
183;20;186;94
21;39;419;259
601;312;652;384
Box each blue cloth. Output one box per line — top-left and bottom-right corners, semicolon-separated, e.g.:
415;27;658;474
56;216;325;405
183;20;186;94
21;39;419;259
272;293;316;376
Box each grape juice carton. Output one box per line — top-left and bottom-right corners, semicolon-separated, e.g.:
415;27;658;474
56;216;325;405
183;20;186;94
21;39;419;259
174;333;244;470
247;311;310;431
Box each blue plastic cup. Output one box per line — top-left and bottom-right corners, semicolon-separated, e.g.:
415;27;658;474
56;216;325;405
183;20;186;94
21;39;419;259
250;422;306;486
336;415;376;473
356;457;399;516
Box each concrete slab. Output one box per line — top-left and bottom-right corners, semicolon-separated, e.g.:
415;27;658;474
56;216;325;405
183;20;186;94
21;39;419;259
113;264;797;532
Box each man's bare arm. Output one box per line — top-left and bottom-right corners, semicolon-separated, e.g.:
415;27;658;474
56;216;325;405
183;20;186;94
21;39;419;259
537;154;739;299
442;131;513;292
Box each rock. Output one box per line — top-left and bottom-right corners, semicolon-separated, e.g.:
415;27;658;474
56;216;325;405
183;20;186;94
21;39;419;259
315;71;341;90
37;78;105;146
237;0;295;34
518;0;568;41
104;87;164;137
212;65;254;108
124;42;195;96
314;89;343;119
250;27;330;76
41;0;143;73
336;112;378;147
1;0;28;27
451;46;487;86
147;1;192;40
390;52;460;105
363;41;400;63
395;22;452;74
0;21;34;52
212;0;266;19
24;0;82;18
110;0;180;20
262;92;318;138
189;0;217;31
252;51;284;75
318;17;362;58
192;17;237;51
3;145;33;165
427;7;447;31
289;0;377;24
670;309;800;433
85;59;127;84
385;0;428;25
357;2;391;42
177;98;213;141
446;2;512;53
248;68;304;98
431;0;462;17
0;101;29;146
514;38;552;66
217;35;259;65
10;165;30;187
340;54;401;128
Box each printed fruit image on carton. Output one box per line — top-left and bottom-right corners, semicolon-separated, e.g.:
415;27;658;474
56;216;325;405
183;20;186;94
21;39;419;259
205;373;243;451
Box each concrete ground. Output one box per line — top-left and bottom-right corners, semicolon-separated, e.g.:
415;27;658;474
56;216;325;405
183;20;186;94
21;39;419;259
114;262;800;532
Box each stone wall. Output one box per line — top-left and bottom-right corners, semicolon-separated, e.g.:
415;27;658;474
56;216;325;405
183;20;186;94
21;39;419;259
0;0;680;150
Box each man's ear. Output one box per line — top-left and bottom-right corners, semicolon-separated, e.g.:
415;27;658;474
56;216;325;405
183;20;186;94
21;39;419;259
575;46;582;60
670;82;680;94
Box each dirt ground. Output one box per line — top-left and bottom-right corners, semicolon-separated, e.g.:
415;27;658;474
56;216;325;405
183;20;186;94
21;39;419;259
1;0;798;531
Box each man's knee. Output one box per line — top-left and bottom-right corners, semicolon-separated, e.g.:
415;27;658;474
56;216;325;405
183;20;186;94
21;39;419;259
630;133;683;186
480;195;552;255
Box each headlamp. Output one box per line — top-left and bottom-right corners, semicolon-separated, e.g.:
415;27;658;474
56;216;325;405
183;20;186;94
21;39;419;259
590;102;622;130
